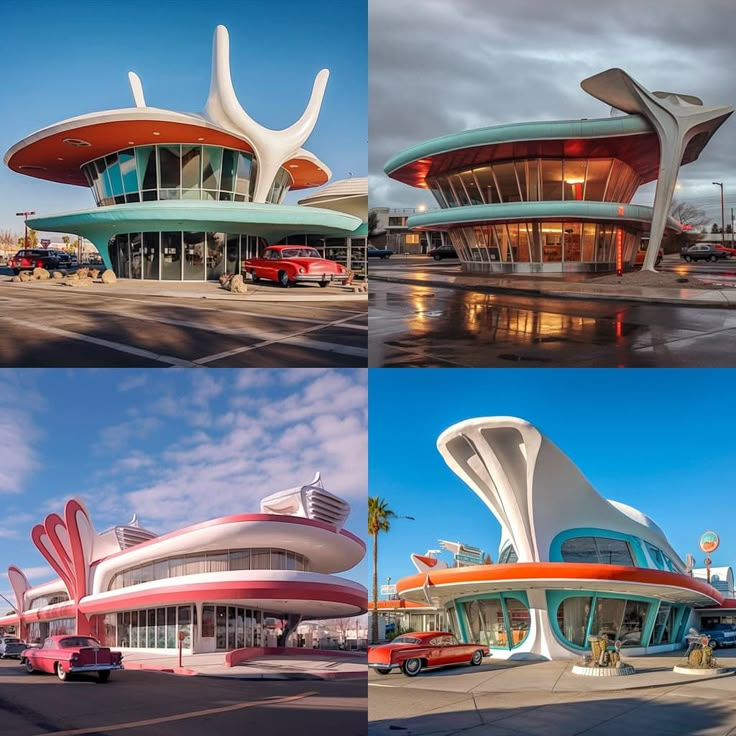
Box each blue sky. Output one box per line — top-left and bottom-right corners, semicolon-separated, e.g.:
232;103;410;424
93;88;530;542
369;369;736;589
0;0;366;236
0;368;367;609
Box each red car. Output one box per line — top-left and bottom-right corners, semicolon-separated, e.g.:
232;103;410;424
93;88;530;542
9;249;62;273
243;245;349;288
368;631;489;677
21;635;123;683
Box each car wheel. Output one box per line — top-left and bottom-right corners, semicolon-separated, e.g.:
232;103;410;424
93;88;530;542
375;667;392;675
401;658;423;677
433;254;441;260
278;270;291;288
710;641;719;650
684;256;692;262
56;662;68;681
97;671;111;683
24;658;35;674
381;255;389;260
250;270;259;283
318;281;329;288
470;650;483;666
710;255;718;262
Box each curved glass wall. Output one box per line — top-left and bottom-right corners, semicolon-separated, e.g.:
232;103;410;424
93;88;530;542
448;222;639;266
460;593;530;650
427;158;640;208
498;545;518;564
108;547;310;590
108;231;262;280
551;592;688;651
82;145;289;206
560;537;635;566
28;592;70;609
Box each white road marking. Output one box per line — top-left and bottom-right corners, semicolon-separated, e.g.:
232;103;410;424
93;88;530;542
0;316;199;367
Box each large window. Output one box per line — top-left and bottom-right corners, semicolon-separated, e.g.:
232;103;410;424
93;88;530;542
109;548;310;590
462;594;530;650
82;145;279;205
560;536;635;566
427;157;640;208
28;592;69;609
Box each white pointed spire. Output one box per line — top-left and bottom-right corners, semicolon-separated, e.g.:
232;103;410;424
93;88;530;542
128;72;146;108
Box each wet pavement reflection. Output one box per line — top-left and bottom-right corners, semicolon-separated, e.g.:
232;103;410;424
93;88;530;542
368;281;736;367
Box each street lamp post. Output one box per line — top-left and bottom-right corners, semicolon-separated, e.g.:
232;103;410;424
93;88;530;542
15;211;36;249
712;183;725;244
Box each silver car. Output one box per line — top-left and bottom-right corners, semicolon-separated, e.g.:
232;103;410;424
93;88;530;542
0;636;27;659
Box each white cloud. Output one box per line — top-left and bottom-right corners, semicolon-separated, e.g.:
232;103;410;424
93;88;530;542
117;374;148;392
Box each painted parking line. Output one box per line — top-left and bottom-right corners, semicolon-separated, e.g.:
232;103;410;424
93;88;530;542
0;316;199;367
33;691;317;736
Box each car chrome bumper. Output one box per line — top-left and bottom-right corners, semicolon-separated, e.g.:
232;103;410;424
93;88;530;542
293;274;348;283
368;662;399;670
69;663;123;673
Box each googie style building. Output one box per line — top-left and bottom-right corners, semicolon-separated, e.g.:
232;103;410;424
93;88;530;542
0;474;367;654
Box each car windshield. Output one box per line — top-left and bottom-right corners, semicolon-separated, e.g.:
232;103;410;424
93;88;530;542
2;638;20;643
59;637;101;649
279;248;321;258
391;636;422;644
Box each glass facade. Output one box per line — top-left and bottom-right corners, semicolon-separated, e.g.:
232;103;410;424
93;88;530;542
82;145;289;206
553;593;689;651
560;537;635;566
447;222;639;268
109;547;310;590
27;617;75;644
428;158;640;208
461;594;530;650
28;592;69;609
108;232;262;280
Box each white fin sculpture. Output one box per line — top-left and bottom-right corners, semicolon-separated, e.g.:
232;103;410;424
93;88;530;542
410;550;449;573
203;25;329;203
581;68;733;272
437;416;684;567
128;72;146;108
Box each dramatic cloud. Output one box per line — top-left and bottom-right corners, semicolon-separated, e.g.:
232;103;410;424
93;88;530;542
369;0;736;224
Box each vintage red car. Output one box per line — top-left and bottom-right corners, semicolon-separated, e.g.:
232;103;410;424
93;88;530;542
368;631;489;677
21;635;123;683
243;245;349;287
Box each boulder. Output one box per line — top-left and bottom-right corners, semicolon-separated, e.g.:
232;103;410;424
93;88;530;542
100;270;117;284
11;276;21;283
76;267;89;278
18;270;33;282
89;268;100;279
219;272;233;288
33;267;51;280
52;271;63;279
229;274;247;293
62;276;93;288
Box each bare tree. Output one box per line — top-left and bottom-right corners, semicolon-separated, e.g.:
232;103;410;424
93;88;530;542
670;200;708;230
0;229;18;248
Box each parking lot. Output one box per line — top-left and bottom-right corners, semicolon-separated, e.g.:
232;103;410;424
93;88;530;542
0;658;366;736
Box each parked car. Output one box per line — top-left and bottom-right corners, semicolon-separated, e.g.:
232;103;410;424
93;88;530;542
8;249;61;273
368;631;489;677
681;244;729;262
243;245;349;288
21;635;123;682
699;624;736;649
0;636;27;659
428;244;458;260
49;250;73;268
633;245;663;267
367;244;393;260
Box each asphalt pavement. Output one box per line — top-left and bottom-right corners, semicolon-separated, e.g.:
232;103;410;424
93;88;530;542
0;659;366;736
0;283;367;367
368;258;736;367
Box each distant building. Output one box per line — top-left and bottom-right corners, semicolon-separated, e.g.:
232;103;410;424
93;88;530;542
371;207;446;254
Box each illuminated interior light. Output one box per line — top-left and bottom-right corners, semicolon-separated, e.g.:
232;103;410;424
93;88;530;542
62;138;91;147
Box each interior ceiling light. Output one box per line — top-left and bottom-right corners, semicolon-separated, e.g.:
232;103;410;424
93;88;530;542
197;137;205;141
152;131;160;136
127;141;135;145
289;164;299;168
62;138;91;147
18;165;47;171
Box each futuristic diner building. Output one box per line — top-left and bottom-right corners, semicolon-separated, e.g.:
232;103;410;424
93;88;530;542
385;69;733;272
3;26;363;280
396;417;727;660
0;474;366;653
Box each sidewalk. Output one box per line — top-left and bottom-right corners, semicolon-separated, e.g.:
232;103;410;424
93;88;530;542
369;266;736;308
0;277;368;303
121;650;367;681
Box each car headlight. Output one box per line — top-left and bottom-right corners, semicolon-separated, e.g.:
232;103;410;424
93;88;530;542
299;267;305;274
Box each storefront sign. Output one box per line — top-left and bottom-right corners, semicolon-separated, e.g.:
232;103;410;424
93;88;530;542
699;531;720;554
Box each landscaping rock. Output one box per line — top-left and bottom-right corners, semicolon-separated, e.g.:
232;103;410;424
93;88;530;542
18;271;33;282
33;267;51;280
100;270;117;284
219;272;233;288
11;276;21;283
89;268;100;279
76;267;89;278
52;271;63;279
229;274;247;293
62;276;93;288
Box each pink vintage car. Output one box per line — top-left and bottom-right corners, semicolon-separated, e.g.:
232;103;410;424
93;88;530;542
368;631;489;677
21;635;123;683
244;245;349;287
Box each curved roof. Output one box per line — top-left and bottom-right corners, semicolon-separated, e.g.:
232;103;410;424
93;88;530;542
27;201;364;245
385;114;715;188
298;176;367;204
4;108;329;189
406;201;682;232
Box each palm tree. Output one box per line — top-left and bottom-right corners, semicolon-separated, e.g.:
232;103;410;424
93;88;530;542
368;496;396;643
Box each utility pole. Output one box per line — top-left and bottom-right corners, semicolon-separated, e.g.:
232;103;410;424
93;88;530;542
713;182;725;245
15;211;36;249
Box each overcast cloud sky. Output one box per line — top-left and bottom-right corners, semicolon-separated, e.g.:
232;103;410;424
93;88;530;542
369;0;736;226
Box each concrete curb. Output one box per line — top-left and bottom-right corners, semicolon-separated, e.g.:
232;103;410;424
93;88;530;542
369;273;736;309
0;280;368;303
125;663;366;681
